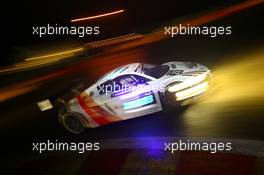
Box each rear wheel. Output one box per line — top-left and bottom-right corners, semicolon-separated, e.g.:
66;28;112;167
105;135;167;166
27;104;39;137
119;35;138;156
59;111;85;134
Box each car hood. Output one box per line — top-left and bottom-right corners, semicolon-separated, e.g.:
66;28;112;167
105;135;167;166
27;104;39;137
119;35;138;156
156;61;210;85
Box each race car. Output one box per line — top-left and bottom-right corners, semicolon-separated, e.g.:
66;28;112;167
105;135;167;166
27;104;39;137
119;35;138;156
38;61;211;134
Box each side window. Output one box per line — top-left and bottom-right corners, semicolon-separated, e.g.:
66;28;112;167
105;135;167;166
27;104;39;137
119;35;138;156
112;74;150;96
114;74;150;87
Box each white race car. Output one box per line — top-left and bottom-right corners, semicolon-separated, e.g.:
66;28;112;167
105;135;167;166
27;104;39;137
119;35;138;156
38;61;211;133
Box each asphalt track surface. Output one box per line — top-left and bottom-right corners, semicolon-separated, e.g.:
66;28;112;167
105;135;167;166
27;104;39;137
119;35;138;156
2;4;264;175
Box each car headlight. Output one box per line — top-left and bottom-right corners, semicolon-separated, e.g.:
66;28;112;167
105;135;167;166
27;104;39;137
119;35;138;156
168;71;209;92
175;81;208;100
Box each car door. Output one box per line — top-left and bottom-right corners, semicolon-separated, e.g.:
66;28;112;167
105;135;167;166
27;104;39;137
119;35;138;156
99;74;163;119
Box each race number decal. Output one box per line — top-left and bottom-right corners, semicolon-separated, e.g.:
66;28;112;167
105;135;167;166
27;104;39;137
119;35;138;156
167;70;183;76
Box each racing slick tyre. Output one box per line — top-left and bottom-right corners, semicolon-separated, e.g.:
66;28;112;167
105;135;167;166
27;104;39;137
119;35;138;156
60;111;86;134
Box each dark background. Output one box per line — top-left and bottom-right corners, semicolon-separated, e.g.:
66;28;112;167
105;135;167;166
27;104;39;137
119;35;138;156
3;0;244;65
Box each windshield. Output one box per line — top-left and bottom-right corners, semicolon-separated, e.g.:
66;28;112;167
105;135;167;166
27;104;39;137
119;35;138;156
142;64;170;79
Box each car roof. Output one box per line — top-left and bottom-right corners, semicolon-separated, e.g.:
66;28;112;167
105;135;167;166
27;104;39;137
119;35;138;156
97;63;142;83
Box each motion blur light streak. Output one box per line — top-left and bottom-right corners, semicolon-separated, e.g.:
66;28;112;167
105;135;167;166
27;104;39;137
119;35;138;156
0;85;38;103
0;34;143;74
0;48;84;74
87;33;143;47
0;69;69;102
168;71;209;92
207;50;264;103
180;0;264;28
71;9;124;22
2;1;263;74
176;81;208;101
25;47;84;61
183;48;264;126
115;0;264;52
